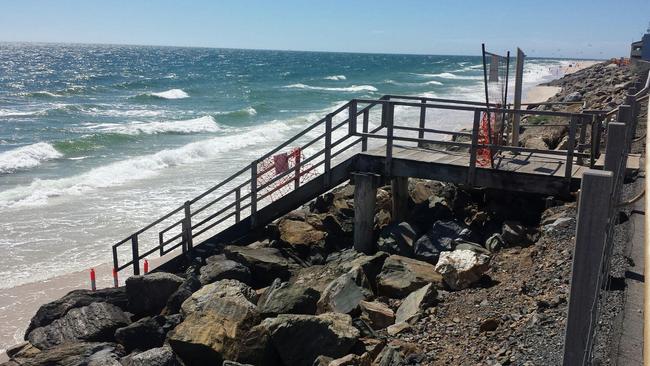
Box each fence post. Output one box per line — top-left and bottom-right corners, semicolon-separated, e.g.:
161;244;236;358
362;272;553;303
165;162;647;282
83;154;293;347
562;169;613;366
353;172;379;254
604;122;627;183
361;109;369;152
467;110;481;185
565;116;577;178
417;98;426;148
183;201;193;250
325;114;332;186
250;161;258;228
131;234;140;276
348;100;357;136
385;102;394;176
512;47;525;146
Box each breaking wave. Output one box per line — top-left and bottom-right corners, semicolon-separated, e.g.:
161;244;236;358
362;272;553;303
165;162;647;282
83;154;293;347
0;121;293;207
0;142;63;174
145;89;190;99
84;116;221;135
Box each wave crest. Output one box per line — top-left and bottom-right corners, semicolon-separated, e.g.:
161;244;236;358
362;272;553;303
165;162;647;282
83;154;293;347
0;142;63;174
414;72;482;80
148;89;190;99
324;75;347;81
284;83;377;92
85;116;221;135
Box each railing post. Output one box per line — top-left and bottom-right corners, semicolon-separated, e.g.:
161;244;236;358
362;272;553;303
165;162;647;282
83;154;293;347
348;100;357;136
361;109;369;152
324;114;332;186
112;246;119;275
565;116;577;178
604;122;627;184
385;102;394;176
294;152;301;190
467;110;481;185
562;169;613;366
417;98;426;148
235;188;241;223
577;116;587;166
250;161;258;228
131;234;140;276
183;201;193;250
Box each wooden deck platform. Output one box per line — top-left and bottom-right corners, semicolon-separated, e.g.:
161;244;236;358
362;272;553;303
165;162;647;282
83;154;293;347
359;144;589;195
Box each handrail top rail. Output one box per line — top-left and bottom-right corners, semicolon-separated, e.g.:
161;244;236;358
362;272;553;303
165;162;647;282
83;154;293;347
353;98;590;118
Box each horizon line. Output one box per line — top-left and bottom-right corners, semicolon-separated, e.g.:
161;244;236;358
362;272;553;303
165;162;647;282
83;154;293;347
0;40;606;61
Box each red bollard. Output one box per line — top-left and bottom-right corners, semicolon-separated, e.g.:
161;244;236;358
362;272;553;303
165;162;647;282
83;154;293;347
112;267;119;288
90;268;96;291
144;259;149;274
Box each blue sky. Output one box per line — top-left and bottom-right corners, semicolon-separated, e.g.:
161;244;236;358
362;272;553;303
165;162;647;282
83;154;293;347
0;0;648;59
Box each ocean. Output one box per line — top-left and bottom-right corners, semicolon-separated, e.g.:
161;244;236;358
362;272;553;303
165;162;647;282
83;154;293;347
0;43;572;292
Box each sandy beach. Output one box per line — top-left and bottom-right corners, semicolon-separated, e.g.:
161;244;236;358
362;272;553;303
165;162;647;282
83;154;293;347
523;60;600;103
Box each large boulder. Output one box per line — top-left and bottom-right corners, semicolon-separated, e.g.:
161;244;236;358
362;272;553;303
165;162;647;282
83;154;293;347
224;245;297;287
278;219;327;258
180;279;258;316
376;255;443;298
291;250;387;295
168;287;260;365
257;279;319;318
394;283;437;323
25;287;128;336
263;313;360;366
317;267;373;314
126;273;184;316
376;222;418;257
120;345;181;366
163;275;201;315
115;314;181;353
359;300;395;330
232;320;283;366
435;249;491;290
27;302;131;349
199;254;252;286
6;342;124;366
413;220;475;264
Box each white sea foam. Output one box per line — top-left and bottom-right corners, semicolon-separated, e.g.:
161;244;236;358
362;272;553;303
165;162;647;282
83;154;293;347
0;109;40;117
414;72;482;80
149;89;190;99
244;106;257;116
0;142;63;174
324;75;347;81
85;116;221;135
423;80;444;85
285;83;377;92
0;121;293;207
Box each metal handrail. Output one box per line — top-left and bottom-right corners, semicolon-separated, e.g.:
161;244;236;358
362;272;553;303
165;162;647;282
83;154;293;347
112;93;602;277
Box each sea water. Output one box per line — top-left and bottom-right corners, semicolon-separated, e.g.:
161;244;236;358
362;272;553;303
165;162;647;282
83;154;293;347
0;43;574;289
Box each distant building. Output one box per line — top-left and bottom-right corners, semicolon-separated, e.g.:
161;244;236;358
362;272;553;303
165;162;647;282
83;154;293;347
631;30;650;61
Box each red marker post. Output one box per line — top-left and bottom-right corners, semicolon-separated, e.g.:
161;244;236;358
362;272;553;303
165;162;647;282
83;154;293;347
144;259;149;274
90;268;96;291
112;267;119;288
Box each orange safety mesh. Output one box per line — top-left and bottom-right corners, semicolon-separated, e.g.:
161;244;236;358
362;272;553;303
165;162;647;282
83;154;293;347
477;111;498;167
256;147;318;201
